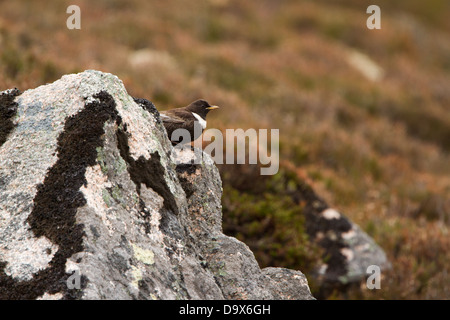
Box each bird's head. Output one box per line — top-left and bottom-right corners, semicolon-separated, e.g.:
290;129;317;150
186;99;219;119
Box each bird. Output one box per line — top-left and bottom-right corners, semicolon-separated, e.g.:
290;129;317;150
159;99;219;145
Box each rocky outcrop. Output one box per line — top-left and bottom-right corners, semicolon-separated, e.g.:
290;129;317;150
297;187;391;294
255;163;391;294
219;163;391;296
0;70;314;300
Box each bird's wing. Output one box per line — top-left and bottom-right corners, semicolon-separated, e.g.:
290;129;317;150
160;111;185;124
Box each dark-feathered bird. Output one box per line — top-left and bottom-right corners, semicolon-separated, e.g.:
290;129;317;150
160;99;219;144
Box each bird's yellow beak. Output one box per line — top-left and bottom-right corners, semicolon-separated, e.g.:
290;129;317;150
207;105;220;110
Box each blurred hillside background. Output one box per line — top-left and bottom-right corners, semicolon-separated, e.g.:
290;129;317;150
0;0;449;299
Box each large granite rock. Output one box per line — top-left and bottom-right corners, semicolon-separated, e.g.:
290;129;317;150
0;70;314;300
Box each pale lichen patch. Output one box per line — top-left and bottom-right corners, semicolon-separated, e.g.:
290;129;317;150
79;164;114;235
130;265;143;289
132;243;155;265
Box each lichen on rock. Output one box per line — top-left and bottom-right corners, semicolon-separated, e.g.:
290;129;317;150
0;70;315;300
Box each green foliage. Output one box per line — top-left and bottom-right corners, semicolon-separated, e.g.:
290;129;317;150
222;169;322;273
1;44;35;79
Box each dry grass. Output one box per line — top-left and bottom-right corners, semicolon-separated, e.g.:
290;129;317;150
1;0;449;299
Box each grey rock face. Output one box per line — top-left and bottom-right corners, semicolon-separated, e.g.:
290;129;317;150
301;193;391;292
0;70;314;300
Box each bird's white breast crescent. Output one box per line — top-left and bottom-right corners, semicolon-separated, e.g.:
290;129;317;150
191;112;207;129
